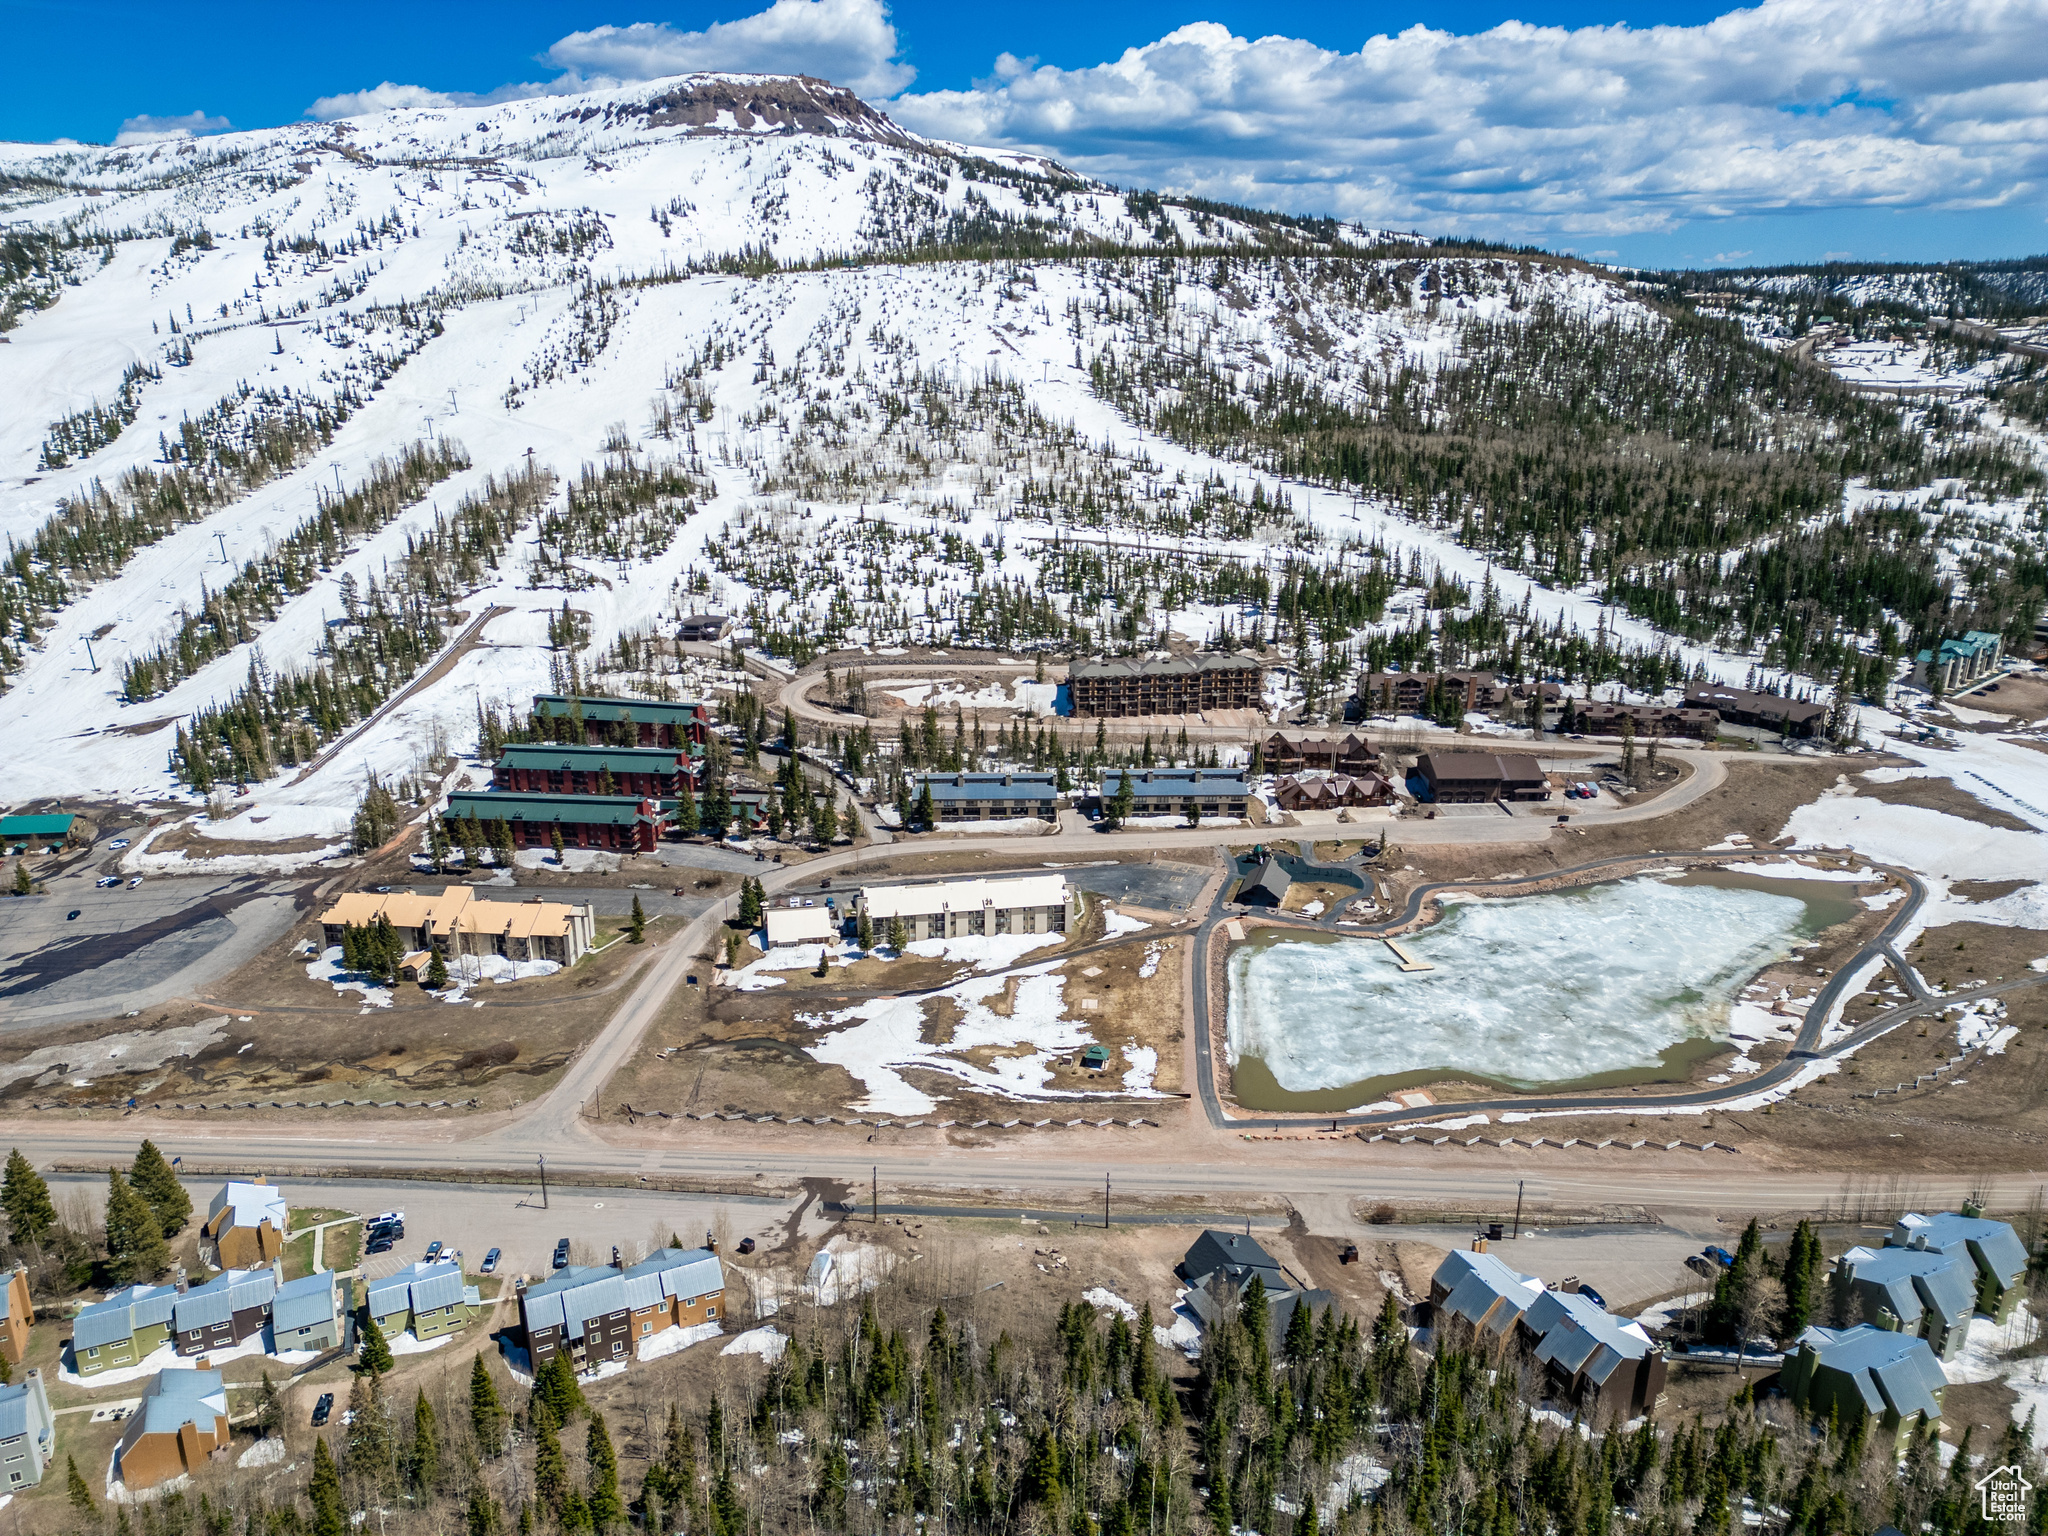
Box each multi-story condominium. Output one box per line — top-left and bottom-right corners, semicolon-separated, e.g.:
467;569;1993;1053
0;1370;53;1493
855;875;1078;943
1069;653;1263;717
912;772;1059;822
520;1248;726;1371
530;694;713;748
492;743;698;798
445;790;667;853
319;886;597;966
114;1370;229;1492
71;1282;181;1378
200;1179;287;1268
365;1261;477;1343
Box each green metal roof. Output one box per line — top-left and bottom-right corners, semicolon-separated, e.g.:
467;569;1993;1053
445;792;657;827
496;743;687;771
0;813;76;836
531;693;710;728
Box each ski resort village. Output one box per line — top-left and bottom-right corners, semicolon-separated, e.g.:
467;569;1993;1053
0;59;2047;1536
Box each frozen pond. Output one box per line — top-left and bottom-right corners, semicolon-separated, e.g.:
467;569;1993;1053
1227;872;1857;1109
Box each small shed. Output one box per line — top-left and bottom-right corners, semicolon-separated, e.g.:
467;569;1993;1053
1235;858;1291;907
1080;1045;1111;1071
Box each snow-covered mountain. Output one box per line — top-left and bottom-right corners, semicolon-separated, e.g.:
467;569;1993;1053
0;72;2039;855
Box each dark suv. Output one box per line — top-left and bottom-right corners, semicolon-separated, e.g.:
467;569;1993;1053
552;1238;571;1270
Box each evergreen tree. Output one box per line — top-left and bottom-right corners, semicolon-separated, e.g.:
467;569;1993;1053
11;859;30;896
914;778;936;830
409;1386;440;1495
737;877;764;928
129;1140;191;1238
66;1453;95;1511
309;1438;347;1536
532;1353;588;1424
552;824;566;863
466;1486;502;1536
857;909;874;952
888;915;908;953
1;1148;57;1246
629;895;647;944
673;781;700;837
103;1169;170;1284
532;1407;570;1519
725;929;745;970
587;1412;623;1531
841;800;864;841
358;1312;395;1375
426;951;450;989
469;1353;506;1455
254;1372;283;1437
1110;770;1136;828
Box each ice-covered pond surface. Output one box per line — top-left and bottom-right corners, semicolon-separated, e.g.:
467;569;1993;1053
1227;873;1851;1109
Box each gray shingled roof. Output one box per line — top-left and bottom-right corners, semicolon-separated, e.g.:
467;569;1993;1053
1521;1290;1656;1387
1432;1250;1542;1337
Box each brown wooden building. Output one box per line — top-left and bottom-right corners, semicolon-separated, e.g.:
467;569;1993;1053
1069;653;1263;717
1416;752;1550;804
492;743;695;799
530;694;713;748
1274;773;1394;811
1358;671;1507;715
1261;732;1377;774
0;1265;31;1366
520;1248;726;1372
115;1370;229;1492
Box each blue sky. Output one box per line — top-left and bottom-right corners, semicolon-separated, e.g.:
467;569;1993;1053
7;0;2045;269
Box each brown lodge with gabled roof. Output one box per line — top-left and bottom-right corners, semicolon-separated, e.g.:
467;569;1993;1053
318;886;597;965
1069;653;1263;717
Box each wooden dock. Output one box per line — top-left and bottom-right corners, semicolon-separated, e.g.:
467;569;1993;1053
1384;938;1435;972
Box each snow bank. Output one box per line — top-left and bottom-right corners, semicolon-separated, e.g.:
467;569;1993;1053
307;947;393;1008
1082;1287;1138;1321
720;1326;787;1362
640;1321;723;1361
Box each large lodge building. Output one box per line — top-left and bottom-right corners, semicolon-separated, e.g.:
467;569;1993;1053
1068;653;1263;718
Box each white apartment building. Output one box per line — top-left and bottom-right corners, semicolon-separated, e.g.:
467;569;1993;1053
855;875;1079;942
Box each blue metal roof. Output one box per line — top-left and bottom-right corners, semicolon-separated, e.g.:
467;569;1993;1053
916;773;1057;803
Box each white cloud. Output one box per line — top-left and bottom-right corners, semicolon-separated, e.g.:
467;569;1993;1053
306;80;551;121
547;0;915;99
306;0;913;123
114;110;231;146
886;0;2048;238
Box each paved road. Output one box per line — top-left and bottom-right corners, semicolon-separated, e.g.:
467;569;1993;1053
393;884;715;919
0;875;305;1028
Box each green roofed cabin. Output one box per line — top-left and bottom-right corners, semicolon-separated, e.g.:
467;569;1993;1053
531;694;712;749
445;791;665;852
492;743;698;799
0;812;77;851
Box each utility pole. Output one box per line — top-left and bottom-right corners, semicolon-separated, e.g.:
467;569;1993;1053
1512;1178;1525;1240
1103;1172;1110;1230
872;1164;878;1225
538;1154;549;1210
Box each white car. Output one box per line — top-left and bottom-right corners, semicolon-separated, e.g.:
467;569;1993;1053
126;877;143;888
107;838;130;850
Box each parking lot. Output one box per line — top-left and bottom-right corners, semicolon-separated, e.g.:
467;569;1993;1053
0;874;304;1027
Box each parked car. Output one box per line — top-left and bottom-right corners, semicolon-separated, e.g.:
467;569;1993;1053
1685;1254;1716;1278
369;1209;405;1228
423;1240;444;1262
736;1237;756;1255
126;876;143;888
552;1239;571;1270
365;1236;394;1256
1702;1246;1736;1269
481;1248;501;1275
97;876;120;888
1575;1284;1607;1309
1339;1243;1360;1265
107;838;130;849
311;1393;334;1427
66;909;80;920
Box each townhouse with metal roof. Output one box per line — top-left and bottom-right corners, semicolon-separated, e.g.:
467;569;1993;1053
521;1247;726;1371
912;771;1059;822
366;1260;475;1343
855;874;1077;942
71;1282;181;1377
1069;652;1263;718
171;1268;276;1359
446;789;668;853
0;1264;31;1366
0;1369;53;1493
1835;1244;1979;1360
531;694;713;748
201;1178;288;1269
1889;1210;2031;1322
115;1369;230;1492
1912;631;2004;694
1520;1289;1667;1419
493;742;698;799
1784;1325;1947;1447
271;1270;346;1354
1108;768;1251;819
